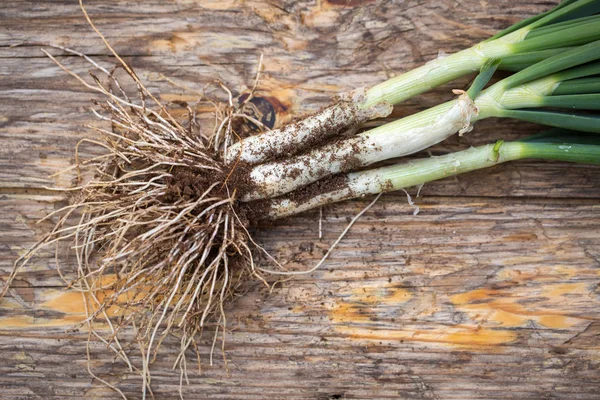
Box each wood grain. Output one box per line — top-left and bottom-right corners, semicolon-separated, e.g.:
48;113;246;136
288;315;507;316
1;0;599;399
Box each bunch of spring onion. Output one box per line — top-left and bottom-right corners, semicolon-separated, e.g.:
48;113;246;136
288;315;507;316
225;0;600;217
2;0;599;397
243;38;600;217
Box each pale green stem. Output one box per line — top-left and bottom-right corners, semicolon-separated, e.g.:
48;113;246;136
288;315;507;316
268;142;520;218
361;30;527;108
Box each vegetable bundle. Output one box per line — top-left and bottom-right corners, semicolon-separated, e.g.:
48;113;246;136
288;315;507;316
2;0;599;398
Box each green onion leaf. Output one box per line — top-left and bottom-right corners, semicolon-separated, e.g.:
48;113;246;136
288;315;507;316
554;77;600;95
467;59;501;99
488;0;583;40
499;48;574;71
502;40;600;89
525;14;600;40
553;60;600;83
527;0;600;30
501;109;600;133
513;18;600;53
539;94;600;110
520;129;600;144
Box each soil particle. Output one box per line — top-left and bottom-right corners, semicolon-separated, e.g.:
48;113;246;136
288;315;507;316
245;99;369;164
163;168;226;203
287;173;349;205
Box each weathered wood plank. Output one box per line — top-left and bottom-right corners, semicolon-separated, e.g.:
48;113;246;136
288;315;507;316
1;320;600;400
2;196;600;398
1;0;599;398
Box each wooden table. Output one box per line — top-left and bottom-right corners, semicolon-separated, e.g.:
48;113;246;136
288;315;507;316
1;1;599;398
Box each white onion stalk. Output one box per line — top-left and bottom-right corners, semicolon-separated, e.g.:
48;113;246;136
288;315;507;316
224;88;393;165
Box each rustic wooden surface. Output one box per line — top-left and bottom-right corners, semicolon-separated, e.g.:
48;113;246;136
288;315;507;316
1;0;600;398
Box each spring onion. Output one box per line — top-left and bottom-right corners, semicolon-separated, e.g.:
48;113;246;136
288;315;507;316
240;39;600;201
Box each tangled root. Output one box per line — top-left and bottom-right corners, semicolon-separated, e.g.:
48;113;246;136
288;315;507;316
3;41;269;397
